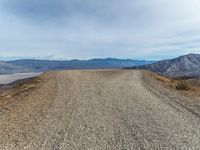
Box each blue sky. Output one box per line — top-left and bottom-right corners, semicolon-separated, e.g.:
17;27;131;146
0;0;200;60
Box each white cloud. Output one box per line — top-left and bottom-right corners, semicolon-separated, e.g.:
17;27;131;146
0;0;200;60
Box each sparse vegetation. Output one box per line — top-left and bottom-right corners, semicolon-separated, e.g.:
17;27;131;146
0;77;40;102
176;80;190;91
142;70;198;93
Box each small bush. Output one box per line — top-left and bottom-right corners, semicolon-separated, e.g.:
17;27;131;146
176;80;190;91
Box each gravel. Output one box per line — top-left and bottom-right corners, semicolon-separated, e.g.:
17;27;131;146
0;70;200;149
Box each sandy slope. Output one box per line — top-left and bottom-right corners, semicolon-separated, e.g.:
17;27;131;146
0;70;200;149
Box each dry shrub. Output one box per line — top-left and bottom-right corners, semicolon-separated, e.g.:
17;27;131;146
176;80;190;91
155;76;166;82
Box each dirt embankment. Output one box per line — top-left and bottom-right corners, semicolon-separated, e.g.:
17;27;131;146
0;71;58;148
142;70;200;117
142;70;200;97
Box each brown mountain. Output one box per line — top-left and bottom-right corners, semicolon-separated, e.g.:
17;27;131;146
130;53;200;78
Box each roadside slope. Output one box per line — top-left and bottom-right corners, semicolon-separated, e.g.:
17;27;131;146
0;70;200;149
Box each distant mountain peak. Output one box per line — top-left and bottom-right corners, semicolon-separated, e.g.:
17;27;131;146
130;53;200;78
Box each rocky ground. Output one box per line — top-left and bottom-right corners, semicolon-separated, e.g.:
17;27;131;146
0;70;200;150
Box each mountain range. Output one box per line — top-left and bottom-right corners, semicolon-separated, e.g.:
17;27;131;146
129;53;200;78
1;54;200;77
0;58;155;74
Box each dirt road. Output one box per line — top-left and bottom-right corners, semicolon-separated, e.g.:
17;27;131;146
1;70;200;149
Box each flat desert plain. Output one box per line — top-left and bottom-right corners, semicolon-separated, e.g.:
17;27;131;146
0;73;42;85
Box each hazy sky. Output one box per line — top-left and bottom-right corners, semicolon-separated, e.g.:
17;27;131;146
0;0;200;60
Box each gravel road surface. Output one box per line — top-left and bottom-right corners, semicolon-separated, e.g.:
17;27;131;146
0;70;200;149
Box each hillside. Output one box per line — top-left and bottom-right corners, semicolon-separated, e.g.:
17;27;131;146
129;53;200;78
0;58;154;74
